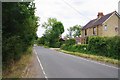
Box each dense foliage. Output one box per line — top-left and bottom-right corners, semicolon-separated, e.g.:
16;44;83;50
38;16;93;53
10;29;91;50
88;36;120;59
61;44;88;53
64;39;76;46
61;36;120;59
2;2;38;67
37;18;64;48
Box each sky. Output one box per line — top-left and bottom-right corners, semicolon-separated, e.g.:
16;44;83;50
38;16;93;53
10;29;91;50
34;0;120;37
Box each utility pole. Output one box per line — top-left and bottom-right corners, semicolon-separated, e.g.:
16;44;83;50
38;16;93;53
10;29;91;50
118;1;120;36
118;1;120;15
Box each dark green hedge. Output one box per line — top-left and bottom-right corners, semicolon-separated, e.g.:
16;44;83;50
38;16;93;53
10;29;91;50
61;44;88;53
64;39;76;46
61;36;120;59
88;36;120;59
88;36;107;55
37;37;62;48
2;3;38;67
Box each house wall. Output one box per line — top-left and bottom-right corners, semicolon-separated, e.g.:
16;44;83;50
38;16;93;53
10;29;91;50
82;26;99;37
87;28;93;36
82;28;92;37
102;13;119;37
118;15;120;35
81;30;85;37
97;25;103;36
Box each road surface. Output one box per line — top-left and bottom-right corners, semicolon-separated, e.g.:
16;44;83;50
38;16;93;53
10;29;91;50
34;46;118;78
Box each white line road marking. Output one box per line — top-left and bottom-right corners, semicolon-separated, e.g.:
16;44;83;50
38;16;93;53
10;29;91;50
34;49;48;80
59;52;119;69
79;57;119;69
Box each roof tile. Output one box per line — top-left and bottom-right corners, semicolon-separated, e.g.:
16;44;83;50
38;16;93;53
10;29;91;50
82;11;115;29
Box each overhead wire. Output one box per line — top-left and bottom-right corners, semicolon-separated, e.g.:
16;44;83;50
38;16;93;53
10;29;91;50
62;0;91;20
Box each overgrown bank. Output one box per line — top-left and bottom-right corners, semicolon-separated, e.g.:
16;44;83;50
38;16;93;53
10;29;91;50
2;47;33;78
2;2;38;75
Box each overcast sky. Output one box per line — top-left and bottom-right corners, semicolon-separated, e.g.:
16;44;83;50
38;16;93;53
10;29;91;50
35;0;120;37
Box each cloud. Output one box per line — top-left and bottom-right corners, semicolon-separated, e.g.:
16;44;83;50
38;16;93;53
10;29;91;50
35;0;119;37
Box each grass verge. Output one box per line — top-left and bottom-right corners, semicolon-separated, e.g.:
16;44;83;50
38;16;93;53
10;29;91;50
58;49;119;65
2;47;33;78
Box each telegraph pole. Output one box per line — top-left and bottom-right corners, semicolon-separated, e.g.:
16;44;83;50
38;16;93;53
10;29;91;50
118;1;120;36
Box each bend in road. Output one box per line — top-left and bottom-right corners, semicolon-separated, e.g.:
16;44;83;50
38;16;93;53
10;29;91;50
34;46;118;78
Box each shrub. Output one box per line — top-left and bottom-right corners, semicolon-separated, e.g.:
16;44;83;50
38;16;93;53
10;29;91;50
61;36;120;60
37;37;46;45
106;36;120;59
76;44;88;53
52;42;61;48
61;44;88;53
88;36;107;55
88;36;120;59
65;39;76;46
2;36;24;65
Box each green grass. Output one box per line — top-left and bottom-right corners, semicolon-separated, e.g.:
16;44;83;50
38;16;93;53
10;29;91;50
58;49;119;65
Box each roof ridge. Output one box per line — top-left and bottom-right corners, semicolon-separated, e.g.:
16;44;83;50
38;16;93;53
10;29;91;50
104;11;115;16
82;11;116;30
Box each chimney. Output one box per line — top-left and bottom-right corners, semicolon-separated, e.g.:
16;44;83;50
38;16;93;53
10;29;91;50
97;12;104;18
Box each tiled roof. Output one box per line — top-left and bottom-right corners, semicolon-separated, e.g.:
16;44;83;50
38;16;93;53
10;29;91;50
82;11;116;30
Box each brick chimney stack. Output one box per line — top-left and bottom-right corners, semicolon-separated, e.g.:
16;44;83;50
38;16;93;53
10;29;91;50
97;12;104;18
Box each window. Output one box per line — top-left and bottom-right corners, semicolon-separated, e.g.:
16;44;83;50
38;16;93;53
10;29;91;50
85;29;87;36
104;25;107;31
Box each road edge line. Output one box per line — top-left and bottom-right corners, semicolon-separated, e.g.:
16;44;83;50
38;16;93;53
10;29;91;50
59;52;119;69
34;48;48;80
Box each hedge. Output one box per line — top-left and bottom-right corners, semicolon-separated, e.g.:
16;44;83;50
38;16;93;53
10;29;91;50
88;36;107;55
61;44;88;53
88;36;120;59
64;39;76;46
61;36;120;60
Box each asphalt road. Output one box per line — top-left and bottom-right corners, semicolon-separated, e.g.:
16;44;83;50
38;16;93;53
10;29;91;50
34;46;118;78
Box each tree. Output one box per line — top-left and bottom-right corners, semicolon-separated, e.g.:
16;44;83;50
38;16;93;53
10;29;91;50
40;18;64;47
2;2;38;67
42;18;57;29
72;25;82;38
67;27;73;38
66;25;81;38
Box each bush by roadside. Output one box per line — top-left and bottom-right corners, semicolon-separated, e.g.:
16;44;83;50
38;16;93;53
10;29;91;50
64;39;76;46
61;36;120;60
88;36;120;59
61;44;88;53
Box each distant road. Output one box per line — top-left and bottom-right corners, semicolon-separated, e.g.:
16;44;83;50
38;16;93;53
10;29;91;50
34;46;118;78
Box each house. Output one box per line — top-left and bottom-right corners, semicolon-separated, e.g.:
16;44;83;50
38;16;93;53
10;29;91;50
81;11;120;44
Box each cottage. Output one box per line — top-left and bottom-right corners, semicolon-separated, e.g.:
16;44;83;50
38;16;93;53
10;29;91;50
81;11;120;44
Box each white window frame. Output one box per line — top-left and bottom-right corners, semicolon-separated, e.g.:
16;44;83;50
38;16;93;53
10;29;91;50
104;25;107;31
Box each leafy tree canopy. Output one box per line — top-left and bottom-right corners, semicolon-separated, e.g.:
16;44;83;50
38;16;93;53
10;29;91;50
66;25;81;38
39;18;64;47
2;2;39;66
